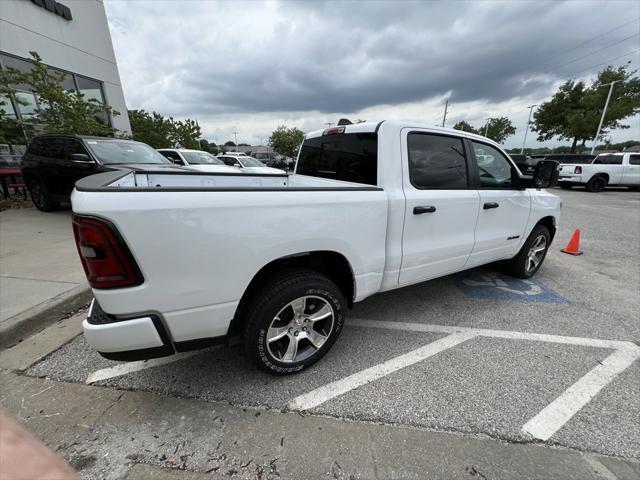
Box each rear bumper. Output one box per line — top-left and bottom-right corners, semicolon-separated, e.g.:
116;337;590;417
558;175;583;184
83;300;225;361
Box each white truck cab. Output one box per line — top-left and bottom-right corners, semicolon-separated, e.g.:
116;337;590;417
558;152;640;192
71;121;561;374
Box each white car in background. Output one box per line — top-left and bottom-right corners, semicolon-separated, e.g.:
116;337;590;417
218;154;286;174
158;149;239;173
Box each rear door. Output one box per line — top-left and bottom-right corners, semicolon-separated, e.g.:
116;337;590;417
399;130;480;284
40;137;67;196
622;154;640;185
466;140;530;267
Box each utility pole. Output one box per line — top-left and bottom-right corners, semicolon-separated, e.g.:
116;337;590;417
232;131;238;151
591;80;619;155
441;100;449;127
325;122;333;128
520;104;537;154
484;118;490;137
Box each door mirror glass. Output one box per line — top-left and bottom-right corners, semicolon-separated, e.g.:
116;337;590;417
172;158;185;165
532;160;559;188
234;163;241;167
70;153;91;162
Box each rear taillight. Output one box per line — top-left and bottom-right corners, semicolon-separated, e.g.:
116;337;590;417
72;215;143;289
574;166;582;174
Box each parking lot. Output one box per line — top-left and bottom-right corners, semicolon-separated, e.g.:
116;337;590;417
12;187;637;478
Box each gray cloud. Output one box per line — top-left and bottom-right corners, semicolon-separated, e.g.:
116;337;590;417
105;0;639;137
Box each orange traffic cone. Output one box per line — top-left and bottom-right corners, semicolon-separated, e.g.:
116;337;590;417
561;229;583;255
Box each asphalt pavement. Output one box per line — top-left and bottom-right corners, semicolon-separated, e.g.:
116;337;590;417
5;187;640;479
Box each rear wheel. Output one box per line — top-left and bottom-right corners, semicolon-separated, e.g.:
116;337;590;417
505;225;550;279
243;269;346;375
29;179;60;212
586;175;607;193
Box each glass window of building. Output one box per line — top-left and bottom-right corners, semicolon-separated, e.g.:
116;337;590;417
76;76;105;104
0;94;17;118
14;91;39;118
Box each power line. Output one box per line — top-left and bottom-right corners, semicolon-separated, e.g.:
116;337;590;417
546;32;640;73
566;49;639;78
553;17;639;59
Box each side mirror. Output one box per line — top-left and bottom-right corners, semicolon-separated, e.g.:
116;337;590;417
234;163;241;167
172;158;185;165
70;153;92;163
532;160;559;189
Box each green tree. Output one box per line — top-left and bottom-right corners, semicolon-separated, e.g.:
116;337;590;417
224;141;236;147
128;109;174;148
453;118;515;143
268;125;304;158
482;117;516;143
452;121;478;134
533;64;640;152
170;117;201;149
0;51;117;138
128;110;201;149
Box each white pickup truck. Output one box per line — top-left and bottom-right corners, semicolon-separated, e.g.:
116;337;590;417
558;152;640;192
71;121;561;374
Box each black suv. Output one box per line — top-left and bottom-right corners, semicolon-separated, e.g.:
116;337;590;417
21;134;185;211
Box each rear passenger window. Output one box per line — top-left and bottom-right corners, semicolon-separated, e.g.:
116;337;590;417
594;155;623;165
297;133;377;185
408;133;467;188
628;154;640;165
43;138;65;160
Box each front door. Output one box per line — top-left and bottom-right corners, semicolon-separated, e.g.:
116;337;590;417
62;139;97;195
466;140;530;268
399;130;480;285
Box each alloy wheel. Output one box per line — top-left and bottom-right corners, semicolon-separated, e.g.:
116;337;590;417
266;295;335;363
526;235;547;273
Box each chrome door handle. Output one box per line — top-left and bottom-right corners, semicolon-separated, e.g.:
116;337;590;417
483;202;499;209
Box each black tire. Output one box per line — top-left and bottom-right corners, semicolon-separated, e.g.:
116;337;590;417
505;225;551;279
243;269;346;375
29;178;60;212
629;186;640;192
559;183;573;189
586;175;607;193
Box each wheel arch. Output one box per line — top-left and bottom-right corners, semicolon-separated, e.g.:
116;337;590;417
231;251;356;333
535;216;557;243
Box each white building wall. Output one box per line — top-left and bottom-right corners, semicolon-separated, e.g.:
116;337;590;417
0;0;131;133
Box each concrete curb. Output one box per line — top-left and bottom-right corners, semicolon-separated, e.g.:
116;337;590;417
0;284;92;350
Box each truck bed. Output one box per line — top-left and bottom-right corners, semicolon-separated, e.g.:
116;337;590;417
75;170;382;192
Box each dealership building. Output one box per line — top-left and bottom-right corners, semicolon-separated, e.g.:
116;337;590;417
0;0;131;134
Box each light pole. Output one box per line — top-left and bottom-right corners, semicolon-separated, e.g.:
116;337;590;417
520;104;537;154
591;80;619;155
483;118;490;137
325;122;333;128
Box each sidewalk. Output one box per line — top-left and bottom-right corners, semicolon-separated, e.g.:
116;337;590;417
0;207;90;347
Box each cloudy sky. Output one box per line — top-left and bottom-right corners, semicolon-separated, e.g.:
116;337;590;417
104;0;639;148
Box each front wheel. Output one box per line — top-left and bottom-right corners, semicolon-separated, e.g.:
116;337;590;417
505;225;551;279
243;269;346;375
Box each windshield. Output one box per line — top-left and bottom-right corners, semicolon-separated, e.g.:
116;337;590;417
87;141;171;165
238;157;266;167
182;151;224;165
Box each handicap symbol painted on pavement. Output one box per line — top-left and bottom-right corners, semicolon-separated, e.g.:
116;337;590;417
455;270;568;304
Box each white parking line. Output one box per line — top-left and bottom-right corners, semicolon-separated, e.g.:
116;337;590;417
288;330;476;411
86;347;220;384
290;318;640;442
521;345;640;440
